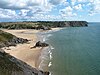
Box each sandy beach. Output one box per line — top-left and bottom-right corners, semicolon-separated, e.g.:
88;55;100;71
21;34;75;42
2;29;42;69
1;28;62;70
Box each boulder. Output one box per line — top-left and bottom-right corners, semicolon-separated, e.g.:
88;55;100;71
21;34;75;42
31;41;49;48
39;70;50;75
43;71;50;75
0;49;5;53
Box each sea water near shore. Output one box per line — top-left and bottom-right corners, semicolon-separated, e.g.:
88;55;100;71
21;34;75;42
37;29;61;71
37;22;100;75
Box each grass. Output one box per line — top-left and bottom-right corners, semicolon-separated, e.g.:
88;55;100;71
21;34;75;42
0;52;22;75
0;30;14;42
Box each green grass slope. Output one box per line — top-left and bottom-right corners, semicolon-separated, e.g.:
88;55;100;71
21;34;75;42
0;30;28;48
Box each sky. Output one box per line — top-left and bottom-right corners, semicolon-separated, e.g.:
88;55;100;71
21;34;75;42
0;0;100;22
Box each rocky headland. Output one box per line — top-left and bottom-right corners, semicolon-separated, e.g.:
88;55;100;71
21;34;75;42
0;21;88;30
31;41;49;48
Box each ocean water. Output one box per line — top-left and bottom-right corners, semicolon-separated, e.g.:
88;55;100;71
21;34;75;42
45;22;100;75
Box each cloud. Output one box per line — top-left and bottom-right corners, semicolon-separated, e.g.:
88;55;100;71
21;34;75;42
71;0;100;16
0;0;54;18
0;0;100;21
78;0;94;3
71;0;77;5
87;0;100;16
49;0;66;5
20;14;62;21
93;0;100;12
60;6;77;17
0;0;27;10
0;0;52;11
0;8;18;19
27;0;42;6
74;4;82;10
63;6;73;12
60;6;73;15
71;0;94;6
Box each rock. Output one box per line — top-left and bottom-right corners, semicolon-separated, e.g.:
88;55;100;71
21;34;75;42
0;37;28;48
32;41;49;48
35;25;51;30
0;48;5;53
43;71;50;75
65;21;88;27
39;70;50;75
42;26;51;30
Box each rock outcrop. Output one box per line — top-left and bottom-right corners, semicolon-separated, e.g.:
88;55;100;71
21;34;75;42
0;30;28;48
64;21;88;27
31;41;49;48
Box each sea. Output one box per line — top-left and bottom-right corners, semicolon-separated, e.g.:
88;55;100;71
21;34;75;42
38;22;100;75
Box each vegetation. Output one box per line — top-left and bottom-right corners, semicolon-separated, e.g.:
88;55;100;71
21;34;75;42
37;21;66;27
0;30;28;48
0;52;22;75
0;21;88;30
0;51;50;75
0;22;36;29
0;30;14;42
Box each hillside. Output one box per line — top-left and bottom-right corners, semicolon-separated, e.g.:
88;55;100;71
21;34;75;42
0;30;49;75
0;21;88;30
0;30;28;48
0;50;49;75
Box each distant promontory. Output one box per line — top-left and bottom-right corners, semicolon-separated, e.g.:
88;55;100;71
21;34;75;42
0;21;88;30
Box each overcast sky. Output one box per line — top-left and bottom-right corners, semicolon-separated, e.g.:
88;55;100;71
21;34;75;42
0;0;100;22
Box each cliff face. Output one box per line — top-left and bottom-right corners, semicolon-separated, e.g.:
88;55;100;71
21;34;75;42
0;50;49;75
0;21;88;29
64;21;88;27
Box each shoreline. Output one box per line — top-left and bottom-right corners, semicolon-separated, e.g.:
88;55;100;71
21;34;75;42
37;28;63;71
1;28;62;71
2;29;42;69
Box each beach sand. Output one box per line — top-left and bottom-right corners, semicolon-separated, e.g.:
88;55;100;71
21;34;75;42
1;28;62;70
2;29;42;69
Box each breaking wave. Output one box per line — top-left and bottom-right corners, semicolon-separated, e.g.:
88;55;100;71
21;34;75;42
37;29;62;74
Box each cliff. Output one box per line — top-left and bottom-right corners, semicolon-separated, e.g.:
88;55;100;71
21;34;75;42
64;21;88;27
0;21;88;30
0;50;49;75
